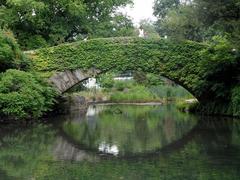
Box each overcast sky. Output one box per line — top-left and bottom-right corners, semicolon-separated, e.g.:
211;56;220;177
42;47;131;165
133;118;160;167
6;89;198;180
120;0;157;25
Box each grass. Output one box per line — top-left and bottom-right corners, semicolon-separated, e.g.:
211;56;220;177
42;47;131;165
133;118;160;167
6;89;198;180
71;80;195;103
110;85;161;103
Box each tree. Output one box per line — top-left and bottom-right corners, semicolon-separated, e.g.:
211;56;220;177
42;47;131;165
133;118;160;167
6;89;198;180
153;0;240;44
155;5;203;41
0;0;133;50
88;13;136;38
193;0;240;43
153;0;180;19
0;30;30;72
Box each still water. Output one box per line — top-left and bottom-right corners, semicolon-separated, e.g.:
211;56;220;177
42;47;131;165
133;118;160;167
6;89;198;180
0;104;240;179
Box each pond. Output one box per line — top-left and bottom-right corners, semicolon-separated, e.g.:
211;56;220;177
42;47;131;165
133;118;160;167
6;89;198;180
0;104;240;179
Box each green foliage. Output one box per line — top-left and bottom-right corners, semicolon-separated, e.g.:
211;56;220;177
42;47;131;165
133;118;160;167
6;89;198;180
154;0;240;44
197;36;238;100
154;0;180;19
21;35;49;50
63;104;197;156
1;114;240;179
0;0;133;50
98;73;115;89
0;69;57;120
110;85;159;103
32;37;239;116
176;101;198;113
113;80;134;91
155;5;203;41
146;73;163;86
0;30;30;72
89;13;136;38
133;71;148;85
0;124;56;178
31;37;206;99
133;72;163;86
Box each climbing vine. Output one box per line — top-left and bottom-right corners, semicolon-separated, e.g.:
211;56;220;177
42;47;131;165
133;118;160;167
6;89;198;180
30;37;239;116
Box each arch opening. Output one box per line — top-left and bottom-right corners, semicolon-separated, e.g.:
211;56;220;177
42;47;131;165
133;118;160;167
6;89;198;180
54;69;198;105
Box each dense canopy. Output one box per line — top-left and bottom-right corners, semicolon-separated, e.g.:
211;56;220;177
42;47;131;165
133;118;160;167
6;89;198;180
0;0;134;50
154;0;240;45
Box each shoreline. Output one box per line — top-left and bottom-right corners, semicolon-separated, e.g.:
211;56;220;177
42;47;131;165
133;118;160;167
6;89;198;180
89;101;163;106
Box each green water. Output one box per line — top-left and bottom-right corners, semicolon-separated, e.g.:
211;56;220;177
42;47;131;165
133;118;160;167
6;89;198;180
0;104;240;179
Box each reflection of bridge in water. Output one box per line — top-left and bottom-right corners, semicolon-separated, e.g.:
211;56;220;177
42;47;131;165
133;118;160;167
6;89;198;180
52;112;236;160
52;136;99;162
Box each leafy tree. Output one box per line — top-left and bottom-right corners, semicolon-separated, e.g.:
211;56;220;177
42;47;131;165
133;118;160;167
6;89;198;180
194;0;240;44
0;0;133;50
153;0;180;19
0;30;30;72
155;5;203;41
154;0;240;44
89;13;136;38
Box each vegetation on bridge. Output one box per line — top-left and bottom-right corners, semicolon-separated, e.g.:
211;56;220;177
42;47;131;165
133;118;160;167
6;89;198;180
0;0;239;120
32;37;205;95
32;36;240;116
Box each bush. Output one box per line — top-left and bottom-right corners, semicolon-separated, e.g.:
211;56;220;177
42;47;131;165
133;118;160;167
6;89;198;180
0;69;57;120
0;30;30;72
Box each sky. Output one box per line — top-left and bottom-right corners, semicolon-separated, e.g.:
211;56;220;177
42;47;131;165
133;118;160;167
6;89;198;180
120;0;157;25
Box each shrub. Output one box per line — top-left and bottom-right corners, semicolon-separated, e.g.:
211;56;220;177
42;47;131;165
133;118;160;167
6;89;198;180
0;69;57;120
0;30;30;72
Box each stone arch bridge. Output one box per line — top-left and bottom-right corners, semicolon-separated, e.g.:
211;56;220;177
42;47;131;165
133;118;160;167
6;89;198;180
29;37;239;116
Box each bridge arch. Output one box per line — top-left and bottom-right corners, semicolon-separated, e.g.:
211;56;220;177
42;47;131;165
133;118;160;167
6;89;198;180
29;37;238;116
48;68;196;100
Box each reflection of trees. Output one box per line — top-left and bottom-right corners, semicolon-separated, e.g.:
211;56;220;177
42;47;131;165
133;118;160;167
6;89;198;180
57;117;240;179
0;113;240;179
134;118;150;152
163;116;176;143
62;105;198;156
190;117;240;167
0;125;56;179
232;120;240;146
63;121;101;149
